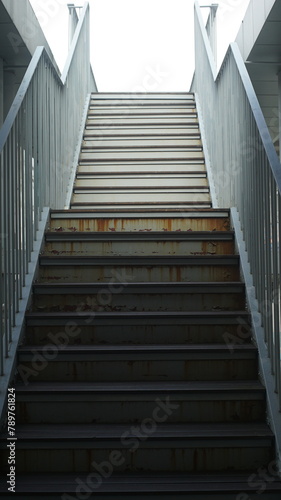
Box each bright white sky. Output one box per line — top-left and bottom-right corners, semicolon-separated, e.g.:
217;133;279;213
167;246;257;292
29;0;251;91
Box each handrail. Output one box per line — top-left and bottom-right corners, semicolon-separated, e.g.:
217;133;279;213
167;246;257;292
0;2;95;398
192;0;281;448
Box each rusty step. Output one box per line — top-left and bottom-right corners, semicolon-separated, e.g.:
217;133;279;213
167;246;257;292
49;208;231;232
25;310;252;346
0;423;274;474
43;231;234;257
37;255;240;283
14;380;266;425
31;281;244;312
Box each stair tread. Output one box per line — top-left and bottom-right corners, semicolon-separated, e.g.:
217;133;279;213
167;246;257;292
25;310;250;318
2;473;281;493
39;255;239;262
45;230;234;240
33;281;243;291
15;380;264;393
3;423;273;441
18;344;256;353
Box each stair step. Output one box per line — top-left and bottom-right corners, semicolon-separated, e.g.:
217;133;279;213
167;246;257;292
73;178;208;189
84;128;200;137
81;138;202;148
90;92;195;99
43;231;234;257
38;255;239;283
4;422;273;442
70;201;213;210
86;117;199;127
79;151;204;161
77;165;207;174
25;310;251;325
33;282;245;311
44;230;234;241
25;315;252;346
87;108;197;117
76;170;207;176
2;473;281;499
49;209;230;232
90;99;195;106
0;423;274;473
17;344;257;382
14;380;266;424
31;281;244;312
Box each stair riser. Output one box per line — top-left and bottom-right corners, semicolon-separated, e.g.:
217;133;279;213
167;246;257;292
74;178;208;188
3;493;280;500
87;108;197;116
31;291;244;312
43;240;234;257
5;445;274;474
25;321;252;346
90;98;195;106
82;138;202;148
77;164;206;173
79;151;204;162
71;194;211;206
38;264;240;283
86;117;199;126
49;215;230;232
17;358;257;383
83;128;200;137
16;398;265;424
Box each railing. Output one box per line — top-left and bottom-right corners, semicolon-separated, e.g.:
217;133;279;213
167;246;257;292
192;1;281;412
0;2;96;386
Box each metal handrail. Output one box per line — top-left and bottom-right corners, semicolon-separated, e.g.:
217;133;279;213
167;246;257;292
0;2;95;384
192;0;281;414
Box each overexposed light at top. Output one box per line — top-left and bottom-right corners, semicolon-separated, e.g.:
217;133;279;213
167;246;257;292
29;0;251;91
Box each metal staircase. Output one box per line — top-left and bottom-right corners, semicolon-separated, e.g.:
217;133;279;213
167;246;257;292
1;92;281;498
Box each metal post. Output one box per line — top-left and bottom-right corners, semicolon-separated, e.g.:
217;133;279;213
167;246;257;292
200;4;218;67
278;70;281;161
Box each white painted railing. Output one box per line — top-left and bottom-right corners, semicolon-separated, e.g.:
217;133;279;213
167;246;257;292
192;0;281;455
0;2;96;398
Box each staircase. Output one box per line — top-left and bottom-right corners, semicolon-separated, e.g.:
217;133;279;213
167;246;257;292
1;92;281;498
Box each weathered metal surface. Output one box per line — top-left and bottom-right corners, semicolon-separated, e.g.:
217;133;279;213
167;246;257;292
19;356;257;382
25;318;251;346
7;440;273;474
49;214;230;232
38;262;240;283
16;395;265;425
43;238;234;256
32;286;243;312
